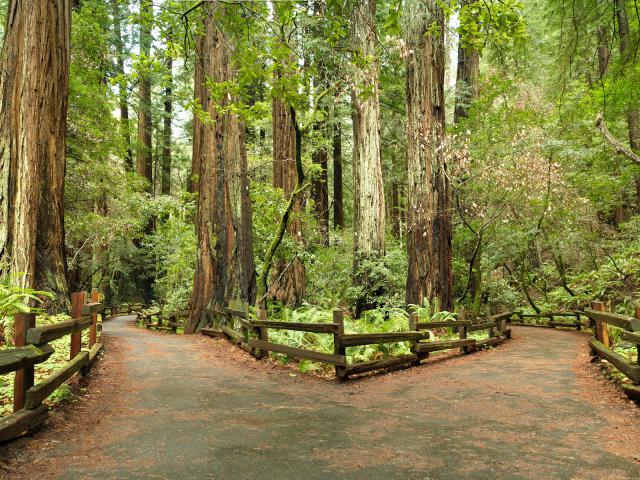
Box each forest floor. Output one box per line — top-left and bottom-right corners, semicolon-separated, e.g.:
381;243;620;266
1;316;639;479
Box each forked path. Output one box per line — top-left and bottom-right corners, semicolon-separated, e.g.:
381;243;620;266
2;316;640;479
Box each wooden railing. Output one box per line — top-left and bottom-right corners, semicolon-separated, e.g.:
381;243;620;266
0;290;104;442
202;308;514;380
509;311;584;330
137;309;188;333
583;301;640;399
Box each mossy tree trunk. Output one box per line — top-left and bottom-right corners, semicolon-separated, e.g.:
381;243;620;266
351;0;386;315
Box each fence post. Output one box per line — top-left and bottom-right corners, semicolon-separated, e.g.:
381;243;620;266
255;309;268;359
408;312;423;364
70;292;85;360
13;313;36;412
333;310;346;381
89;288;99;347
590;301;610;348
456;306;469;354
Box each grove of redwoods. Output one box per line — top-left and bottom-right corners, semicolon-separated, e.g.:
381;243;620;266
1;0;640;333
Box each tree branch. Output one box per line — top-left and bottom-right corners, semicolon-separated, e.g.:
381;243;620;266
595;112;640;163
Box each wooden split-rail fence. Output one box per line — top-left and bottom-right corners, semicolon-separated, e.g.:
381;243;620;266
506;301;640;400
200;308;513;380
0;289;105;443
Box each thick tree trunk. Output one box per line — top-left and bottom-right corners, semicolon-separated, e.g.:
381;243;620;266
269;11;305;307
332;118;344;229
137;0;153;188
188;3;254;330
0;0;71;310
188;6;226;332
238;125;257;305
111;0;132;170
404;0;451;310
271;95;305;307
351;0;386;314
454;0;480;123
161;52;172;195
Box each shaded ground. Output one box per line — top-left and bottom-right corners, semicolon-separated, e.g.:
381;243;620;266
1;316;639;479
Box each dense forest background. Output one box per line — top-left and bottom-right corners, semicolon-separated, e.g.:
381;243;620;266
2;0;640;332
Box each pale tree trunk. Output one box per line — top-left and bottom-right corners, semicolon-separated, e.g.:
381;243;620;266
351;0;386;314
454;0;480;123
137;0;153;188
404;0;451;310
111;0;133;170
161;51;172;195
0;0;71;310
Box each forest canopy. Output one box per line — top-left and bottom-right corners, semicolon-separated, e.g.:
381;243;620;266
1;0;640;333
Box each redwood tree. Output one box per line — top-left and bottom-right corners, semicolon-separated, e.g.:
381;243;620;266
0;0;71;309
404;0;452;310
351;0;386;313
269;7;306;307
187;3;255;331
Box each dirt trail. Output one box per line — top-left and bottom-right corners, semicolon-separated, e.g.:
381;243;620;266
1;316;639;479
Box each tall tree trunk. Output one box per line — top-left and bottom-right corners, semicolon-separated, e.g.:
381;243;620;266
404;0;449;310
0;0;71;310
271;96;305;306
188;4;228;332
310;1;329;245
137;0;153;188
351;0;386;314
332;116;344;229
111;0;132;170
311;124;329;245
188;2;253;330
454;0;480;123
269;9;305;307
238;125;257;305
161;51;172;195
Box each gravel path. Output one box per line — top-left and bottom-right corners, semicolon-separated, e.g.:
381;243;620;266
1;315;639;479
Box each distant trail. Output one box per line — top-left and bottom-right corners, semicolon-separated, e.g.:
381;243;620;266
2;316;640;479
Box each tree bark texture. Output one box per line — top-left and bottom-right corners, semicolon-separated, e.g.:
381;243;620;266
404;0;452;310
351;0;386;286
0;0;71;309
188;4;255;331
271;95;305;307
270;13;305;307
311;125;329;245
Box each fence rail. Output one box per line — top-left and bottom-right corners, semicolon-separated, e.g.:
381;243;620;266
201;308;514;381
0;289;104;443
